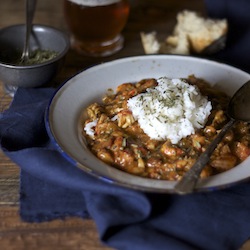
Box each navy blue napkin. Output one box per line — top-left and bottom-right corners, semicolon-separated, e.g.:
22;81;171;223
1;0;250;249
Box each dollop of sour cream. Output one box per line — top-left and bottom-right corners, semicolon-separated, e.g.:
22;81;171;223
127;77;212;144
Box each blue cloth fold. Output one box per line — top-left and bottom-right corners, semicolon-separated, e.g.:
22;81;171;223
1;1;250;249
20;170;88;222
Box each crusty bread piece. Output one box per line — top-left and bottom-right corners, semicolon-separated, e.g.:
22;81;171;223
162;30;190;55
141;10;228;55
165;10;228;54
140;31;161;54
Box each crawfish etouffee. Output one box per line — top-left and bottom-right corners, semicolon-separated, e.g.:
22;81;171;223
82;75;250;181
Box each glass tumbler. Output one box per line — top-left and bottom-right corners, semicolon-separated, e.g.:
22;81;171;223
64;0;130;57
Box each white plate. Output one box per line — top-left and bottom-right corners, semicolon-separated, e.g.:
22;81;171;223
46;55;250;193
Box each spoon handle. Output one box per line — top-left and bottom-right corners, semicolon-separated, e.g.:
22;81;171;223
22;0;37;60
175;118;236;194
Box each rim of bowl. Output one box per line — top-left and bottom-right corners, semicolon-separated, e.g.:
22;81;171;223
0;24;70;69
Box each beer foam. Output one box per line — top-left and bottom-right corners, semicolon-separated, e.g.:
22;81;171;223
67;0;120;7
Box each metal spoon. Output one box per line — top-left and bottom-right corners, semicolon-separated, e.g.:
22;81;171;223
175;80;250;194
20;0;37;63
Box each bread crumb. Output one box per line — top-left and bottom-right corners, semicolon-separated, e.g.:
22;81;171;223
140;31;161;54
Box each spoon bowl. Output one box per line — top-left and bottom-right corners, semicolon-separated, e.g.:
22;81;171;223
175;80;250;194
228;80;250;122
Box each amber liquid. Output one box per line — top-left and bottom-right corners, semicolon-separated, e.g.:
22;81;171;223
64;0;130;56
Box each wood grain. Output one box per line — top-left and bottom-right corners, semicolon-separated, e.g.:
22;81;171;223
0;206;111;250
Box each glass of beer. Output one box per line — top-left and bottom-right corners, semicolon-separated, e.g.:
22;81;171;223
64;0;130;57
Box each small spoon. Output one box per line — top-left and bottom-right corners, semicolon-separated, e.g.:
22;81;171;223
20;0;37;63
175;80;250;194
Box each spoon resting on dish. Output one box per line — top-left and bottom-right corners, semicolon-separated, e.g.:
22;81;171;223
175;80;250;194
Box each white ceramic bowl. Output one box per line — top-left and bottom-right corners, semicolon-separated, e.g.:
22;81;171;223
46;55;250;193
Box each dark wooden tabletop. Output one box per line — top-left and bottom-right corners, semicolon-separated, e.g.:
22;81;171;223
0;0;250;249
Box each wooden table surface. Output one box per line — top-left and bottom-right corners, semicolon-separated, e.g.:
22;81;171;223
1;0;250;249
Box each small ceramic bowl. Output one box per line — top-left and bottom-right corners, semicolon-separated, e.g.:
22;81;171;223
0;24;70;94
